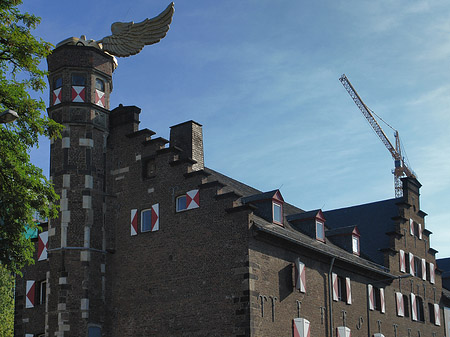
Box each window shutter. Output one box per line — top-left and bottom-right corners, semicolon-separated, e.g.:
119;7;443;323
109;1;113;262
373;334;385;337
294;258;306;293
421;259;426;280
38;231;49;261
430;262;435;284
411;293;417;321
395;292;404;317
336;326;351;337
409;253;415;275
434;303;441;326
368;284;374;310
410;219;414;235
346;277;352;304
399;249;406;273
71;86;86;102
25;334;34;337
332;273;338;301
380;288;385;313
151;203;159;231
26;280;36;308
418;223;423;239
186;189;200;210
293;318;310;337
130;209;138;236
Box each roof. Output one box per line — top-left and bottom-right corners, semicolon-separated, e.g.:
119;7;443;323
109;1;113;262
286;209;322;222
323;198;402;266
326;225;358;237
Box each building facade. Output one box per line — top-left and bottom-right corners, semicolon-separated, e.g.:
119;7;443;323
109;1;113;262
14;44;445;337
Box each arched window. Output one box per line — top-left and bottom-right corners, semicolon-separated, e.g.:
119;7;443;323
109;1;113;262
416;296;425;322
95;78;105;92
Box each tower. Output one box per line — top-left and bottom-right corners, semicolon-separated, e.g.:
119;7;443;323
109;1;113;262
46;44;116;336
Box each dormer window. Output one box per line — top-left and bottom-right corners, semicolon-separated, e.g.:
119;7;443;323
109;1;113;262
352;235;360;255
316;221;325;241
273;202;283;224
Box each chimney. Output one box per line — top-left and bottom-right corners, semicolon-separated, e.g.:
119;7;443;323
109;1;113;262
401;177;421;211
170;120;204;171
109;104;141;134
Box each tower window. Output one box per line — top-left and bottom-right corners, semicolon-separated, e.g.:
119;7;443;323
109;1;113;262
352;235;360;255
72;74;86;86
95;78;105;92
176;195;187;212
272;202;282;224
316;221;325;241
53;77;62;89
141;209;152;232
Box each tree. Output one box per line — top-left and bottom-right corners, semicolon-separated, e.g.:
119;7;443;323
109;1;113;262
0;0;61;275
0;264;14;336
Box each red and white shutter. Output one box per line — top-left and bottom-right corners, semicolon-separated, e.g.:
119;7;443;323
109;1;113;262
293;318;310;337
421;259;426;280
430;262;435;284
26;280;35;308
71;86;85;102
151;203;159;231
346;277;352;304
130;209;138;236
52;88;62;105
332;273;338;301
368;284;375;310
399;249;406;272
37;231;48;261
395;292;404;317
373;334;385;337
95;89;105;108
380;288;385;313
294;258;306;293
409;253;415;275
411;293;417;321
434;303;441;326
410;219;414;235
418;223;422;239
186;189;200;210
336;326;351;337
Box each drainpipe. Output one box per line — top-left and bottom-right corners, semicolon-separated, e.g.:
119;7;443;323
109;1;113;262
328;257;336;337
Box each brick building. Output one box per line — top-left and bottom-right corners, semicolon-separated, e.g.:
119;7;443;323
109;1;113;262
14;43;445;337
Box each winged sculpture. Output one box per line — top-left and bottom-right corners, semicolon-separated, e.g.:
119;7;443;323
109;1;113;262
56;2;174;57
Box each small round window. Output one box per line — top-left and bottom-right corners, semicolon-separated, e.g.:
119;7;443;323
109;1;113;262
95;78;105;92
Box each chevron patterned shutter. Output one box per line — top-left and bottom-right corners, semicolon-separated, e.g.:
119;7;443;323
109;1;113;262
430;262;435;284
409;253;415;275
368;284;375;310
293;318;310;337
434;303;441;326
410;219;414;235
411;293;417;321
151;203;159;231
332;273;338;301
37;231;48;261
294;258;306;293
418;223;422;239
26;280;35;308
186;189;200;210
399;249;406;272
380;288;385;313
130;209;138;236
346;277;352;304
395;292;404;317
336;326;351;337
421;259;426;280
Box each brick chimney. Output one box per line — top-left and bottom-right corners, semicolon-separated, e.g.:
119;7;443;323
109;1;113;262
401;177;422;212
169;120;204;171
109;104;141;135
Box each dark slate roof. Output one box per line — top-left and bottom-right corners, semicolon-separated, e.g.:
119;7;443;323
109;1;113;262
286;209;321;222
252;216;392;278
323;198;402;266
241;190;279;204
437;258;450;272
326;225;356;237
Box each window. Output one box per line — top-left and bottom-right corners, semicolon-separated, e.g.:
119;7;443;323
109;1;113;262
368;285;385;313
143;159;156;179
403;294;410;318
273;202;282;224
88;326;102;337
53;77;62;89
416;296;425;322
337;276;347;302
332;273;351;304
429;303;435;324
352;235;360;255
176;195;187;212
72;74;86;86
38;280;46;305
413;257;422;278
95;78;105;92
316;221;325;241
141;209;152;232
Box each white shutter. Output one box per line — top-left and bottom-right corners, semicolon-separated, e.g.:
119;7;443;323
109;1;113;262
38;231;48;261
418;223;422;239
411;293;417;321
295;259;306;293
332;273;338;301
395;292;404;317
409;253;415;275
336;326;351;337
410;219;414;235
293;318;310;337
421;258;426;280
434;303;441;326
368;284;374;310
380;288;385;313
399;249;406;273
26;280;35;308
130;209;138;236
430;262;435;284
346;277;352;304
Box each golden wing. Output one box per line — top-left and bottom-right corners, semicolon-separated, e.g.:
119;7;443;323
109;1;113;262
99;2;174;57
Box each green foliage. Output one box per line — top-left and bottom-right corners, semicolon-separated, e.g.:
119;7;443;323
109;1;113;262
0;264;14;337
0;0;62;274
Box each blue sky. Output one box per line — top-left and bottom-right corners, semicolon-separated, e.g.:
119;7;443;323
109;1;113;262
21;0;450;257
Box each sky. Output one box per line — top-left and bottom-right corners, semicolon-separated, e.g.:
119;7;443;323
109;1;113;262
20;0;450;258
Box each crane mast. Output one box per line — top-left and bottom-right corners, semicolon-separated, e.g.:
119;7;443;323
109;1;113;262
339;74;416;198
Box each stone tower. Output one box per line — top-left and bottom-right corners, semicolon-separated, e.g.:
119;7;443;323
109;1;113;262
46;44;116;336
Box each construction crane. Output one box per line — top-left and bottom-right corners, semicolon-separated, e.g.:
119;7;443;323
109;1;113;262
339;74;416;198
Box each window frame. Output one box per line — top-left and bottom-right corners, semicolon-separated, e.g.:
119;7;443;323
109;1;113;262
95;78;105;92
352;235;360;255
403;294;410;317
53;76;62;89
71;73;86;86
316;221;325;242
272;201;283;225
176;195;187;212
141;209;152;232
